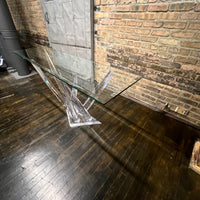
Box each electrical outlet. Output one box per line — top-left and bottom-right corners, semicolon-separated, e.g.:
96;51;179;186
164;103;189;116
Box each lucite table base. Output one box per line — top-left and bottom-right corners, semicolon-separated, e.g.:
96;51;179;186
31;50;113;127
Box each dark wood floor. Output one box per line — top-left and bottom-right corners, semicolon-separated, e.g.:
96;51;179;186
0;71;200;200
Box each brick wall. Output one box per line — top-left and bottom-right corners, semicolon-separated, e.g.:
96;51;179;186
94;0;200;127
6;0;48;46
6;0;200;127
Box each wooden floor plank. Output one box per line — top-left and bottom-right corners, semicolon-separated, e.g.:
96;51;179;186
0;72;200;200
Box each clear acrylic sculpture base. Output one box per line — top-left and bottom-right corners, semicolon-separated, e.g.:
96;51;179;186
31;50;113;127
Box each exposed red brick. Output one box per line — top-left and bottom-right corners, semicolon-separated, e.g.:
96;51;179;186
150;45;158;50
148;4;169;12
122;13;137;19
169;3;195;11
171;32;195;39
97;25;107;31
130;5;147;12
95;12;109;18
181;41;200;49
134;29;151;35
143;22;163;28
195;33;200;40
168;47;178;54
175;56;198;65
101;6;112;12
179;49;190;56
141;36;158;43
137;0;147;3
138;13;156;20
191;107;200;115
126;34;140;41
113;33;125;39
95;0;101;6
195;3;200;11
192;94;200;102
159;38;179;46
151;30;170;37
189;113;200;121
163;22;187;29
110;13;123;19
119;27;134;33
115;5;131;12
127;40;134;46
101;19;113;25
107;26;119;31
191;51;200;57
181;65;200;73
188;23;200;30
101;0;113;5
93;0;200;126
127;21;142;27
156;12;179;20
133;42;141;47
113;20;126;26
181;12;200;20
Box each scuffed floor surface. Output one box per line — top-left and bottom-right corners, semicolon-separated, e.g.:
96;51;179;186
0;71;200;200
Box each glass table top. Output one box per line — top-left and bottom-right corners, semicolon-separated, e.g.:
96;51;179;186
15;46;141;105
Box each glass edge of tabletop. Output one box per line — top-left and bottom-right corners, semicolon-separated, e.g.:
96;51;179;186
14;48;142;105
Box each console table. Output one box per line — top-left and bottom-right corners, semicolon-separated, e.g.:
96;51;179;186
15;46;141;127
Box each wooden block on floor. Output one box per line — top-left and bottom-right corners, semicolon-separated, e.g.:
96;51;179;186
189;140;200;175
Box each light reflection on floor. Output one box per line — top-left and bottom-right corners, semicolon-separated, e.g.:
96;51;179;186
21;147;69;199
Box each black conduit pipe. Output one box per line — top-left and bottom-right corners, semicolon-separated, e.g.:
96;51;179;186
0;0;30;76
